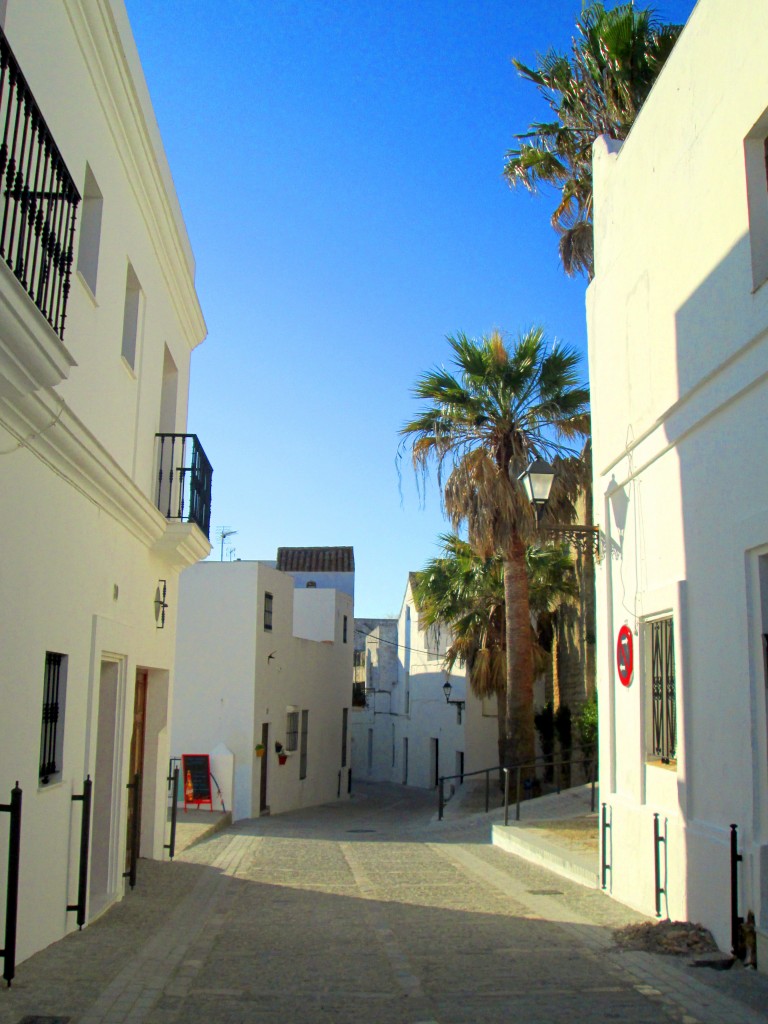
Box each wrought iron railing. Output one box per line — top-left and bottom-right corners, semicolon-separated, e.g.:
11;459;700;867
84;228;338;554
155;433;212;538
0;28;80;340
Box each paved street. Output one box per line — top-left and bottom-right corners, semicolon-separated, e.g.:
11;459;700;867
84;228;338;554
1;783;767;1024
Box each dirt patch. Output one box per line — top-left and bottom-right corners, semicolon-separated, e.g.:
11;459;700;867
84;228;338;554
613;919;719;956
521;816;599;850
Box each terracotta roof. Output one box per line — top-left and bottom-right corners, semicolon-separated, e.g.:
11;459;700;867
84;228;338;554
276;547;355;573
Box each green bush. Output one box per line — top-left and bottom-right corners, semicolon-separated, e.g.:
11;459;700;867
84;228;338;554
576;693;598;760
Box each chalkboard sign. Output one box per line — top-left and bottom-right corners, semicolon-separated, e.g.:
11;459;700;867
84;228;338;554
182;754;212;811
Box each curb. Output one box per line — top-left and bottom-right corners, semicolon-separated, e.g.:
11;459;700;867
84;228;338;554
492;822;600;889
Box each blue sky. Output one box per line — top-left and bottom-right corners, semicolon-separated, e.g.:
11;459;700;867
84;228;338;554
125;0;697;617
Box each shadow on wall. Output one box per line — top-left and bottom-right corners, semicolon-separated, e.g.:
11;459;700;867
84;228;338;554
673;231;768;935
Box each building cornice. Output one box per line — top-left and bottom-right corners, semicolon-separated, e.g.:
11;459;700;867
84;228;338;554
0;388;209;567
63;0;207;352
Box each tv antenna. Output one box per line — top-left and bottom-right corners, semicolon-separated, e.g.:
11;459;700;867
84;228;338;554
218;527;238;561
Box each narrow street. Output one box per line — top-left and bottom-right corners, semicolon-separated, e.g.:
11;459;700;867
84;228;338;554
1;784;766;1024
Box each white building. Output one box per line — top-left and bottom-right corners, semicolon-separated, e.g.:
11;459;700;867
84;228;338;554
351;576;497;788
172;560;354;821
0;0;209;966
588;0;768;960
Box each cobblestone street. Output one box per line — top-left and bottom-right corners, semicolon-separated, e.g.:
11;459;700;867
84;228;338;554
1;783;766;1024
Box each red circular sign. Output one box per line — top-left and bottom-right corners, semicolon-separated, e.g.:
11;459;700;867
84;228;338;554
617;626;634;686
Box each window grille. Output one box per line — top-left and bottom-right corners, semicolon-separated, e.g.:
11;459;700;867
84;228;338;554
286;711;299;751
299;710;309;779
39;651;64;783
264;592;273;631
650;617;676;763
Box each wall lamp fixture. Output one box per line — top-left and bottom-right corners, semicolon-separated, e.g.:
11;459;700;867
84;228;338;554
442;680;465;724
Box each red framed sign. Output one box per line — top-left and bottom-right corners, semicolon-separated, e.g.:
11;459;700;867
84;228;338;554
617;626;634;686
182;754;212;811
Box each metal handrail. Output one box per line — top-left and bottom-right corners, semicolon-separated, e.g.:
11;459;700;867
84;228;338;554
437;754;598;822
0;782;21;987
66;776;92;929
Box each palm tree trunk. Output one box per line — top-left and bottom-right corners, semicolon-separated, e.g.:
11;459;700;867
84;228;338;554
503;533;536;770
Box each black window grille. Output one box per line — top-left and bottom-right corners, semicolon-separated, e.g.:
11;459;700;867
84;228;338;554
39;651;63;783
286;711;299;752
299;710;309;780
650;617;676;763
341;708;348;767
264;592;273;631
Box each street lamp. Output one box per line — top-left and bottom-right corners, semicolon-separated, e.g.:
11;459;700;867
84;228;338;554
519;458;601;558
442;679;465;724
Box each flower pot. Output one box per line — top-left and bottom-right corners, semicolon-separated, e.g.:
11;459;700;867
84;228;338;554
278;754;288;765
256;747;265;758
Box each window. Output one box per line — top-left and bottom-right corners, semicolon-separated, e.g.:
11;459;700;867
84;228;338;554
285;710;299;752
39;652;67;784
121;262;142;369
352;682;366;707
264;592;273;631
343;615;348;643
299;710;309;779
648;616;676;764
341;708;348;767
76;164;103;294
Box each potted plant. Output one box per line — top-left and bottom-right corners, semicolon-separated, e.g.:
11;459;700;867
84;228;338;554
255;743;265;758
275;741;288;765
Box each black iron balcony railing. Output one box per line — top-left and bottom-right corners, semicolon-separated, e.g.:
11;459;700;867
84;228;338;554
155;433;212;539
0;28;80;340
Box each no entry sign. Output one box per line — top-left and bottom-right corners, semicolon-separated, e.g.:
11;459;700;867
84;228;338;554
617;626;634;686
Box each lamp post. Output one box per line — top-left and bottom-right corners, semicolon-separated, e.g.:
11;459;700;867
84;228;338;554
442;679;465;724
518;458;600;558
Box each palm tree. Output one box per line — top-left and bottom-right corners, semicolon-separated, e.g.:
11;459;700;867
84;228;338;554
503;2;682;277
400;328;590;769
415;534;579;770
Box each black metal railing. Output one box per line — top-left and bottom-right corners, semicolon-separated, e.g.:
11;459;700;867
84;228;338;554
66;776;92;929
155;433;212;538
653;812;667;917
164;765;179;861
437;755;597;822
123;772;140;890
0;28;79;340
0;782;21;987
731;823;743;956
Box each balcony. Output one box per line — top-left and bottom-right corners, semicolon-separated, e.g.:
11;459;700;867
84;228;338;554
155;433;212;538
0;28;79;338
0;26;80;399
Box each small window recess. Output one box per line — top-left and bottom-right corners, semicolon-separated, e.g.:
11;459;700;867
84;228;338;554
121;262;142;371
76;164;103;297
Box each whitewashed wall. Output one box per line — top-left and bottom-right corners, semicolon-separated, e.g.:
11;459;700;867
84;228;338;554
0;0;207;963
588;0;768;955
173;562;353;821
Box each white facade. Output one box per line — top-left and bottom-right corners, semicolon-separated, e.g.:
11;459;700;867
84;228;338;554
172;561;353;821
0;0;209;964
588;0;768;956
351;578;497;788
